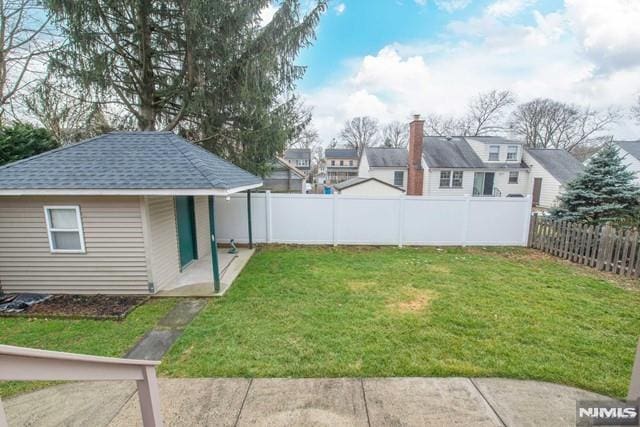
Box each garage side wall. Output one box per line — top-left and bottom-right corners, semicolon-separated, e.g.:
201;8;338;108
145;196;180;292
0;196;149;294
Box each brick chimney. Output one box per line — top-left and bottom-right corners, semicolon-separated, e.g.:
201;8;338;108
407;114;425;196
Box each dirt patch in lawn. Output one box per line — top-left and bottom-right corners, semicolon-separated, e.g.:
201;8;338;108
348;280;377;291
2;295;149;320
388;289;437;314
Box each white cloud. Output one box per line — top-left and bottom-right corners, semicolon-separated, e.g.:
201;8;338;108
304;0;640;144
486;0;536;18
435;0;472;13
335;3;346;15
259;3;278;26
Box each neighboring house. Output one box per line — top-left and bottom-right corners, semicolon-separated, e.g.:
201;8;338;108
332;177;405;196
325;148;359;183
613;141;640;185
262;156;306;193
358;147;408;189
283;148;311;173
523;148;584;208
0;132;262;295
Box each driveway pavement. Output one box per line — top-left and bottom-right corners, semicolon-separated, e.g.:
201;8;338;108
3;377;608;426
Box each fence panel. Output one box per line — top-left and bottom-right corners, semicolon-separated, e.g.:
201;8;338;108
528;215;640;277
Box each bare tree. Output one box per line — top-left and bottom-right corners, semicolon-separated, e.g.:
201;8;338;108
424;89;514;137
509;98;619;152
290;127;319;149
340;116;379;155
382;121;408;148
1;0;55;122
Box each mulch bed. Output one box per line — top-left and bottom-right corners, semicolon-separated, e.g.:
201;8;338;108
0;294;149;320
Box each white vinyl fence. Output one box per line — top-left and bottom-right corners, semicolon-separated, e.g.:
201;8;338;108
215;192;532;247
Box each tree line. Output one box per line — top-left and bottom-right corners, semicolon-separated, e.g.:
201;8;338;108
0;0;327;175
333;90;635;159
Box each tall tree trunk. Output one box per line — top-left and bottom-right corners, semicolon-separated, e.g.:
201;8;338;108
137;0;155;130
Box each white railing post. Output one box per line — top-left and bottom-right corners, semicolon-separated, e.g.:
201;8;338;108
265;190;272;243
332;192;338;246
398;195;405;247
629;338;640;401
138;366;163;427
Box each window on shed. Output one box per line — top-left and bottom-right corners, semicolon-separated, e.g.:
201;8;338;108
509;171;519;184
439;171;451;187
507;145;518;161
44;206;85;253
394;171;404;186
489;145;500;161
452;171;463;188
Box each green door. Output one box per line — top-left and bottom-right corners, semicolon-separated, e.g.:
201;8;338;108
175;196;198;269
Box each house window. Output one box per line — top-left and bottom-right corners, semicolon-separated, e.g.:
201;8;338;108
394;171;404;186
331;160;335;166
340;160;344;166
452;171;463;188
44;206;85;253
349;160;353;166
506;145;518;161
439;171;451;188
509;171;519;184
488;145;500;161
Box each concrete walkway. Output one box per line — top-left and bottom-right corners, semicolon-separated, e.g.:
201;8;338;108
4;377;609;426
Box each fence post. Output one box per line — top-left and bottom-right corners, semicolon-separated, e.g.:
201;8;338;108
595;225;608;270
265;191;272;243
461;195;471;246
137;365;163;427
332;192;338;246
398;195;405;248
528;212;537;247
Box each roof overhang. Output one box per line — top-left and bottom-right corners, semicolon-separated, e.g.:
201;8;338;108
0;182;263;197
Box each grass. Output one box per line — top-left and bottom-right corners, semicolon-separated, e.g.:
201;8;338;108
161;246;640;398
0;298;177;398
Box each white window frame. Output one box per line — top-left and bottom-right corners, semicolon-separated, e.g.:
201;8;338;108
439;170;452;188
506;145;518;161
394;171;404;187
44;205;86;253
488;145;500;161
451;171;464;188
508;171;519;184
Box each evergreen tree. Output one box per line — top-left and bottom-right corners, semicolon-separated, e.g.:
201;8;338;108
551;143;640;224
0;124;59;166
45;0;326;175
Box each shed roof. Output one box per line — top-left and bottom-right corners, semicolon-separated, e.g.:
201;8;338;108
0;132;262;195
525;148;584;184
332;176;404;192
364;147;408;167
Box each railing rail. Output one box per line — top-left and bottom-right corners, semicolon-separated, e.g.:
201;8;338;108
0;344;163;427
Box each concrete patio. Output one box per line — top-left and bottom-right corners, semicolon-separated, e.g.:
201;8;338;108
3;377;610;426
156;248;255;297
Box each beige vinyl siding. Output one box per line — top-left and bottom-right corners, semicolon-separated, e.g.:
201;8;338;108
146;196;180;292
523;152;563;208
0;196;149;294
194;196;211;259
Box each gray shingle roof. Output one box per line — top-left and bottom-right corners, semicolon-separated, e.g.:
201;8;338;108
332;176;404;192
525;148;583;184
465;136;525;145
422;136;485;168
364;147;408;167
284;148;311;160
0;132;262;191
325;148;358;159
615;141;640;161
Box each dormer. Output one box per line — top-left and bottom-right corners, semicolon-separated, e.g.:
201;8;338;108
465;136;525;163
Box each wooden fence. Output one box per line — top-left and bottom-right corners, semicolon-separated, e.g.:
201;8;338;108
528;215;640;278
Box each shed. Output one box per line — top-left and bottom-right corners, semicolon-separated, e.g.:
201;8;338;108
332;177;405;196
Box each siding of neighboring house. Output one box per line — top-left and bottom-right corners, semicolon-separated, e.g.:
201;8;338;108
522;154;563;208
336;180;404;195
194;196;211;259
358;157;408;190
146;196;180;292
423;169;530;197
0;196;149;294
619;146;640;185
263;169;304;193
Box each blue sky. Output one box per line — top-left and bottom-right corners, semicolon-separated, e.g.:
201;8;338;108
266;0;640;143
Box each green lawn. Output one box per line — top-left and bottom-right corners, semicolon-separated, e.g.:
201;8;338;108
0;298;177;397
161;246;640;398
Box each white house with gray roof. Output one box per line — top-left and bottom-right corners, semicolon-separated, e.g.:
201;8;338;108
358;147;409;189
0;132;262;296
613;141;640;185
523;148;584;208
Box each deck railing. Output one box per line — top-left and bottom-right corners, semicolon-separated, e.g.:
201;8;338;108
0;345;163;427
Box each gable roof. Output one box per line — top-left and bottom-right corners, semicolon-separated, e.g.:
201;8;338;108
614;140;640;161
325;148;358;159
422;136;485;168
332;176;404;192
0;132;262;195
465;136;525;145
364;147;408;167
525;148;583;184
284;148;311;160
274;157;306;179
